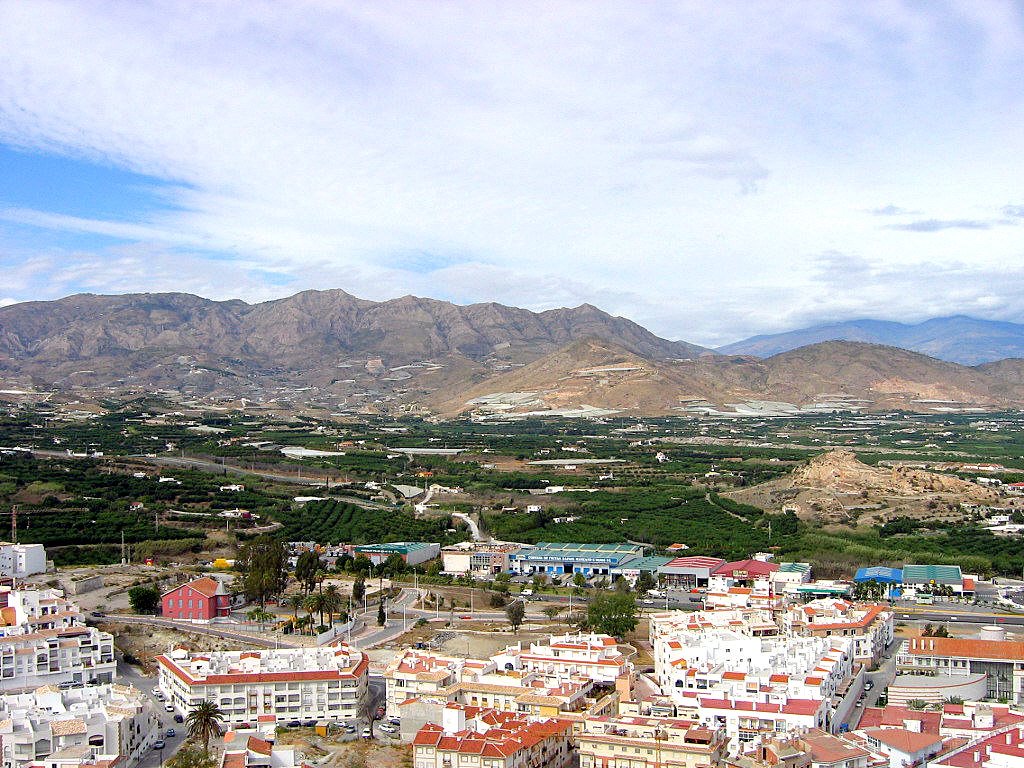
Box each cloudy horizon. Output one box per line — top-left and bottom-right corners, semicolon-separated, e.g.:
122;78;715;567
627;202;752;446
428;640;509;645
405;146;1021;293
1;1;1023;347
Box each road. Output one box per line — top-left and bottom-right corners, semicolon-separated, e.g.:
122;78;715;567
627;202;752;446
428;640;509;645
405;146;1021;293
117;656;185;768
892;606;1024;626
450;511;488;542
94;613;305;648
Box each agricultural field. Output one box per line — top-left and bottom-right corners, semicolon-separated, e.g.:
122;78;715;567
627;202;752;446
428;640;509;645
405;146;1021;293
3;404;1024;576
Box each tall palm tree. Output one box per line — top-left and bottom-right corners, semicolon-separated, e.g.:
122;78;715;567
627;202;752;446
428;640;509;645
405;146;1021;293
306;592;328;628
186;700;226;756
323;584;343;624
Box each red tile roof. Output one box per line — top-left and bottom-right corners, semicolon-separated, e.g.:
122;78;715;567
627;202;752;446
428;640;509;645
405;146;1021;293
907;636;1024;661
865;728;942;754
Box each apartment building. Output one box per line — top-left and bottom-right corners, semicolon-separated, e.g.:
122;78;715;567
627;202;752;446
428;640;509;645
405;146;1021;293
412;706;574;768
0;683;158;768
492;633;632;685
577;716;727;768
0;588;83;634
0;625;116;691
652;609;854;705
157;645;368;725
780;601;894;666
384;650;495;713
0;544;47;582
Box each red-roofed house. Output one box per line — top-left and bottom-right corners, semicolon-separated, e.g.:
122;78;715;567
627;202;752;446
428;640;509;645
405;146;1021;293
412;706;573;768
861;728;945;768
162;577;231;621
220;731;300;768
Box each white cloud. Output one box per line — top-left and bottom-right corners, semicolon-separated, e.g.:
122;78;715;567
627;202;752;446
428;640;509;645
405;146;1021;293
0;2;1022;344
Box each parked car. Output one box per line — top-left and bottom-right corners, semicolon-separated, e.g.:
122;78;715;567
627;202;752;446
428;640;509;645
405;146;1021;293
379;724;397;734
362;727;372;738
287;721;301;728
164;704;174;712
173;715;184;723
154;741;166;750
166;728;176;738
387;716;401;725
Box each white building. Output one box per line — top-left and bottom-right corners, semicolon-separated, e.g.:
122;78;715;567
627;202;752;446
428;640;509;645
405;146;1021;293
0;683;159;768
491;633;633;685
780;601;893;667
157;644;368;725
651;608;856;751
0;544;47;581
0;625;116;692
0;587;83;634
440;542;522;576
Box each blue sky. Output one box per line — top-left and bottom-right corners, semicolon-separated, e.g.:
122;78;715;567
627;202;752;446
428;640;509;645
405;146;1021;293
1;1;1023;345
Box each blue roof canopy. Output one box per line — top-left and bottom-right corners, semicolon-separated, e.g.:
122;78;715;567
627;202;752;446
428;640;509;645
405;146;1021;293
854;566;903;584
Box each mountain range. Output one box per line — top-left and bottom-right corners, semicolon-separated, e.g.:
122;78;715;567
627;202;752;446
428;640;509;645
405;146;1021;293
3;291;1024;416
718;316;1024;365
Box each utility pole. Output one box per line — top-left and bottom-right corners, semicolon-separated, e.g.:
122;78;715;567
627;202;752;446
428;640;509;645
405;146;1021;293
11;504;17;544
120;530;126;565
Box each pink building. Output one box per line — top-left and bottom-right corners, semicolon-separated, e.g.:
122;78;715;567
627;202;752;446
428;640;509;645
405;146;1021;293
162;577;231;621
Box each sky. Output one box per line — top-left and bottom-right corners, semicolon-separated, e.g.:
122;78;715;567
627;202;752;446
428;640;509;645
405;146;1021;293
1;1;1023;347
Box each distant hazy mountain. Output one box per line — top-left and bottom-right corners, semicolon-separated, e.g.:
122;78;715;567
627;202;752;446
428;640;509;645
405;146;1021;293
4;293;1024;415
435;338;1024;415
717;316;1024;365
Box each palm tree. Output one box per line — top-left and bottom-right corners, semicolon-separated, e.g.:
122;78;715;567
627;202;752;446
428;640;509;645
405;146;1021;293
186;701;226;756
323;584;343;624
306;592;328;628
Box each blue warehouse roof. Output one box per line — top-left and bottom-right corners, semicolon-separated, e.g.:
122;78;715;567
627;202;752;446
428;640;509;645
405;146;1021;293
854;566;903;584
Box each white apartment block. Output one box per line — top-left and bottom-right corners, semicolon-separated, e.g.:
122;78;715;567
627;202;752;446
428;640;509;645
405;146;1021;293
156;644;368;725
652;609;853;702
0;544;47;582
491;633;632;685
650;608;855;752
384;650;496;713
0;625;116;692
0;588;83;635
0;683;159;768
780;601;893;667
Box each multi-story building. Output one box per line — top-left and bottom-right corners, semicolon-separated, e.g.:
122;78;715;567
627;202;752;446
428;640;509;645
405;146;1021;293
492;633;632;685
897;633;1024;705
156;645;368;725
651;608;856;750
781;601;893;667
0;587;83;634
161;576;232;622
0;625;116;691
412;706;574;768
657;557;726;590
577;716;727;768
0;544;47;582
0;683;158;768
384;650;495;712
440;543;522;576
